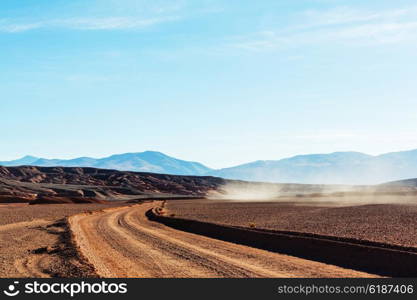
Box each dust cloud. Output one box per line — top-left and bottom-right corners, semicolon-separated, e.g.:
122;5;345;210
208;181;417;205
208;182;284;200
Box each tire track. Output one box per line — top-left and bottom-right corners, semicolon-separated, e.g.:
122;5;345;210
120;209;290;277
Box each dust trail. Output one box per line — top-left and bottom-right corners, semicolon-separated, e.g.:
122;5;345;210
208;182;284;200
207;181;351;201
208;181;417;205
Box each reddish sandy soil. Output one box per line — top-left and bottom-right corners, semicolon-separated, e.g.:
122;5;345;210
3;198;411;278
69;203;377;278
0;203;126;226
166;197;417;248
0;203;127;277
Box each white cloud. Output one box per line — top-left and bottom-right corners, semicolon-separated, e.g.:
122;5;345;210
0;16;179;33
0;21;42;33
299;5;417;28
235;5;417;51
0;0;222;33
333;21;417;44
56;16;178;30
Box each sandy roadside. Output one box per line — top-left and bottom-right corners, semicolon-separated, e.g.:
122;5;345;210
0;203;125;278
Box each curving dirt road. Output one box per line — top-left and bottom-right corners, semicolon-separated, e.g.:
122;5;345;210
69;203;378;278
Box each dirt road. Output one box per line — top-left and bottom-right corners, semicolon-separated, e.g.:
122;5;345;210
69;203;377;278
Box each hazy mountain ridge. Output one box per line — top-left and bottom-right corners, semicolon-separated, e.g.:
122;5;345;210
0;151;211;176
384;178;417;188
209;150;417;184
2;150;417;184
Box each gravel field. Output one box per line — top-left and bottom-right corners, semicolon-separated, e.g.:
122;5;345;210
0;203;128;226
166;197;417;248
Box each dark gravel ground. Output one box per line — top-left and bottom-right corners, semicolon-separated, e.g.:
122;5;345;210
166;197;417;248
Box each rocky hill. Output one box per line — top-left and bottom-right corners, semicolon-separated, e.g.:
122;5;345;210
0;166;225;204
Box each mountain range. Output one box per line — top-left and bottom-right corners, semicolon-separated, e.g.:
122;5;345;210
0;152;211;176
1;149;417;185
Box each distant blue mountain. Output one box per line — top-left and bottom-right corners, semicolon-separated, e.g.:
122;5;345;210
208;150;417;185
2;149;417;184
0;155;39;166
0;151;212;176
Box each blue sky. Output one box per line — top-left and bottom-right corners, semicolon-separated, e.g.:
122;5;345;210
2;0;417;168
